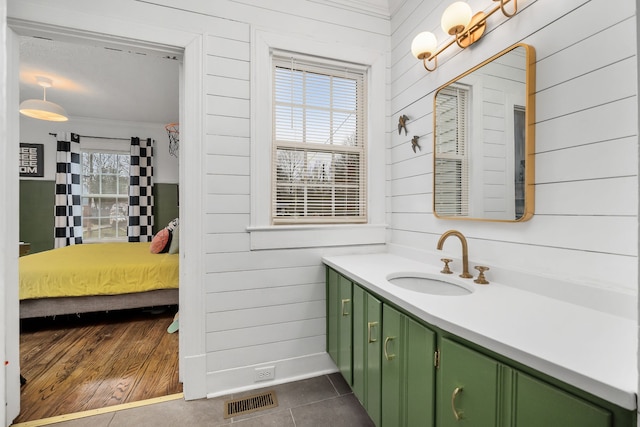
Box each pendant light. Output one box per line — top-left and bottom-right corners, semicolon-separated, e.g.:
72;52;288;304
19;76;69;122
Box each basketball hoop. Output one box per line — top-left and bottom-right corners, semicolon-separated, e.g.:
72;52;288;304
165;122;179;157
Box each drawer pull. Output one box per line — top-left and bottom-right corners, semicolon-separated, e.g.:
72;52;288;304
367;322;378;343
451;386;463;421
383;336;396;361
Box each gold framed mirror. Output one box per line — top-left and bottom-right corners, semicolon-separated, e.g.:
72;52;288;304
433;43;535;222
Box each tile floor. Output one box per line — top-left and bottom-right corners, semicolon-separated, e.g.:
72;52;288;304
21;373;375;427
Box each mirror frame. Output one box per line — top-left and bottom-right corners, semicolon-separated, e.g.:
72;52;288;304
432;42;536;222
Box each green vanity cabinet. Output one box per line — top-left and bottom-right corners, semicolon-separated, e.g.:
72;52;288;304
514;371;612;427
382;304;436;427
352;285;382;426
325;267;632;427
327;268;353;384
438;337;502;426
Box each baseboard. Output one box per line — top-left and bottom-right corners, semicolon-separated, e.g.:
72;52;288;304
205;352;337;399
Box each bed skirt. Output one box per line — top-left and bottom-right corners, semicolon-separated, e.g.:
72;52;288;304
19;288;179;319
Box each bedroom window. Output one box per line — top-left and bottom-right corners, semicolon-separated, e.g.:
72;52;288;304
272;55;367;224
81;151;130;241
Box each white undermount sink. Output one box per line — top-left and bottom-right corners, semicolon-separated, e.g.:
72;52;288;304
386;272;474;296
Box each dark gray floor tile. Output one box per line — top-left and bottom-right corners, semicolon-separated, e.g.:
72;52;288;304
291;393;375;427
231;409;295;426
327;372;352;396
23;375;371;427
43;413;114;427
108;398;230;427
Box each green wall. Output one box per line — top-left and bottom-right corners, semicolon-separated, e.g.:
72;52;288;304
19;180;55;254
154;183;179;231
20;180;179;254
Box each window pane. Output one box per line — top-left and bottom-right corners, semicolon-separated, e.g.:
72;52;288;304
81;151;131;241
272;56;366;224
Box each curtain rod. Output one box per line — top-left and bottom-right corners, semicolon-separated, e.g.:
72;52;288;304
49;133;154;142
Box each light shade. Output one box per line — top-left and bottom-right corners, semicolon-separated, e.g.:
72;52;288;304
19;99;69;122
441;1;473;35
411;32;438;60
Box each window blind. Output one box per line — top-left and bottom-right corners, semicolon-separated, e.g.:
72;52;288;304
434;85;469;217
272;55;367;224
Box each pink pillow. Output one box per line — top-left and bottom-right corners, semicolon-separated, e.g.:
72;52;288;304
150;228;172;254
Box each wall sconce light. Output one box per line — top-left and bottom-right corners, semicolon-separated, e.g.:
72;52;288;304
19;76;69;122
411;0;518;71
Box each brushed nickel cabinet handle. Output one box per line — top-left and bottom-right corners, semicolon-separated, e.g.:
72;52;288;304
451;386;464;421
367;321;378;343
341;299;350;316
383;336;396;361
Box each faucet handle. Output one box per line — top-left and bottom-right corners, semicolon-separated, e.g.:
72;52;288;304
440;258;453;274
474;266;490;285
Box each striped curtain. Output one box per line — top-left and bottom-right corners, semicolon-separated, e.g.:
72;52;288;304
54;133;83;248
128;137;155;242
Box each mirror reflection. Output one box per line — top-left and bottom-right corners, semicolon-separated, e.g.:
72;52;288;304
433;43;535;221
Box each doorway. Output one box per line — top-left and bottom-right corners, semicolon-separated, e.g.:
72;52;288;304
7;21;196;424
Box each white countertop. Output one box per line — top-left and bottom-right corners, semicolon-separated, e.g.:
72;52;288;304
323;253;638;411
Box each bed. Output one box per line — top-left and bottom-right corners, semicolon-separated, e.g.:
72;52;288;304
19;242;179;319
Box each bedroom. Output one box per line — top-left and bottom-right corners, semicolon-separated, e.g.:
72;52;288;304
16;31;182;421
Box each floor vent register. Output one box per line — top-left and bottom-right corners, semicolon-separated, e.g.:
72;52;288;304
224;390;278;418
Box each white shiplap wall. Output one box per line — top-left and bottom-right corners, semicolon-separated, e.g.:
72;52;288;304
7;0;390;400
198;1;389;395
388;0;638;313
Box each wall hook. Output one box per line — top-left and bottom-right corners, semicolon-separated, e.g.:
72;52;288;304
398;114;409;135
411;135;421;153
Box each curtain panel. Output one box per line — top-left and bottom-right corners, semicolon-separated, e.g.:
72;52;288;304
128;137;155;242
54;132;83;248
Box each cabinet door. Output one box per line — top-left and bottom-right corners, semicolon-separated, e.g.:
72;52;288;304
438;338;500;427
353;285;382;426
381;305;404;426
405;317;436;426
514;372;612;427
382;305;436;427
326;268;353;384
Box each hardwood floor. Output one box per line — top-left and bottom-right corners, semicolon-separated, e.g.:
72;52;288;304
16;306;182;423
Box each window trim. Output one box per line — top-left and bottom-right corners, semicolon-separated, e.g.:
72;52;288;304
250;29;386;250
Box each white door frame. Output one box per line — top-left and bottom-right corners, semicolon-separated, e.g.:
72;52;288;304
3;14;207;424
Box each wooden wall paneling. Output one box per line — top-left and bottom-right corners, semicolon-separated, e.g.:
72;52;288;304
207;175;250;195
207;154;250;176
206;336;326;370
536;58;635;122
206;317;325;352
205;265;325;293
536;177;637;216
536;96;636;153
204;233;251;254
206;283;325;313
205;194;250;214
536;137;636;183
205;134;251;156
204;213;250;234
206;300;326;332
205;75;250;99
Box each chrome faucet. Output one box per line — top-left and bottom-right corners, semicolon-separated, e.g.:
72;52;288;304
437;230;473;278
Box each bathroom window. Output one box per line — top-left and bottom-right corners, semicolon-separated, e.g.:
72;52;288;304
271;55;367;224
434;84;469;217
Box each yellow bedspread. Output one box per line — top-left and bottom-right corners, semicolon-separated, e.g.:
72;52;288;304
19;242;179;300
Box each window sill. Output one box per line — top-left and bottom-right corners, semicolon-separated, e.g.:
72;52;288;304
247;223;386;250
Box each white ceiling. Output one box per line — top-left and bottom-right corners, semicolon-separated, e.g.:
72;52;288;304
19;35;180;125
